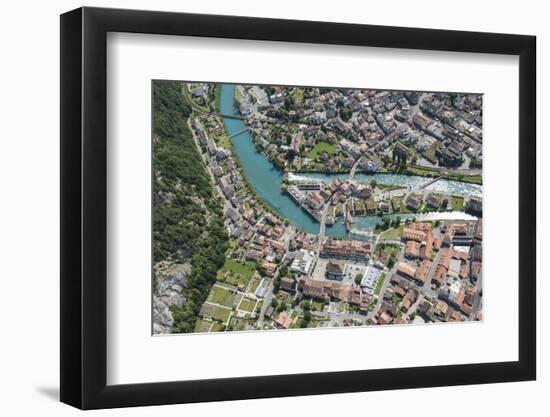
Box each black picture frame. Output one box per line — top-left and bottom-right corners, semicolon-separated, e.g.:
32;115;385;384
60;6;536;410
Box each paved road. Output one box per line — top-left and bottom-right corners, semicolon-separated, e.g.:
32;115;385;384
472;275;483;318
188;117;243;223
257;281;274;328
377;239;402;245
367;245;404;320
316;203;329;257
349;158;362;180
257;250;291;329
402;249;442;320
424;250;442;294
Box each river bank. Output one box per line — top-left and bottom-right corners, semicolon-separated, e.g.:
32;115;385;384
219;84;481;239
288;165;482;186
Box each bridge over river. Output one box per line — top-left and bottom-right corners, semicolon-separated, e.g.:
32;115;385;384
418;176;443;189
218;83;480;240
219;112;246;120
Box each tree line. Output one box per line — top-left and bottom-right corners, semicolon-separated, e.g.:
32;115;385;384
152;80;229;333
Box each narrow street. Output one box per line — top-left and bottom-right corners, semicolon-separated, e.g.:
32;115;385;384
367;244;404;320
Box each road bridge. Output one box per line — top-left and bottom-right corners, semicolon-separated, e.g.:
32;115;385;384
220;113;246;120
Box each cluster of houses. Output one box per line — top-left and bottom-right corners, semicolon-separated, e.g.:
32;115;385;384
380;220;483;324
414;94;483;168
371;274;420;325
286;177;375;224
234;82;482;175
320;239;372;261
298;277;371;313
265;234;376;324
187;83;483;331
193;115;290;270
240;86;418;172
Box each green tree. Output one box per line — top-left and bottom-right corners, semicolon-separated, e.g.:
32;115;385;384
387;253;396;269
354;273;363;285
273;275;281;293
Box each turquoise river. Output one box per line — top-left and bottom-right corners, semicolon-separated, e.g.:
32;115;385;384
219;84;480;239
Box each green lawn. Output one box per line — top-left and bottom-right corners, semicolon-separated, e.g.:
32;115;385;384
450;174;482;185
308;141;335;160
291;88;304;103
406;165;440;177
374;273;386;296
194;319;213;333
209;321;225;332
211;305;232;323
451;196;465;211
377;184;405;192
311;300;326;312
199;303;232;323
238;297;257;312
378;224;405;241
375;243;400;258
207;285;236;307
213;133;232;150
217;259;256;287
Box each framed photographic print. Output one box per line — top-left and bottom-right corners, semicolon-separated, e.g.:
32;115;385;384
60;6;536;409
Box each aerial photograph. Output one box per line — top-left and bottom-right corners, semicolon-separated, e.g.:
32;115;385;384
152;80;483;335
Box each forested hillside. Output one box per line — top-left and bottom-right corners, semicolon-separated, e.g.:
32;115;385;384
152;80;228;333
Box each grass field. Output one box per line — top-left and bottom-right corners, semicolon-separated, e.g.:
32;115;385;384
207;285;237;307
452;174;482;185
209;322;225;332
377;184;405;191
451;196;465;211
200;303;232;323
308;141;335;160
194;319;213;333
375;242;400;257
311;300;326;312
407;165;440;177
291;88;304;104
238;297;257;312
378;224;405;241
374;272;386;296
217;259;256;287
213;133;232;150
211;305;232;322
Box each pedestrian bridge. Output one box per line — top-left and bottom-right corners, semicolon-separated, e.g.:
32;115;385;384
219;113;246;120
419;176;443;189
228;127;249;138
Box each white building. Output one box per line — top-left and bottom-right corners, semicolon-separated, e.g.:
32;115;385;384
290;249;315;275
